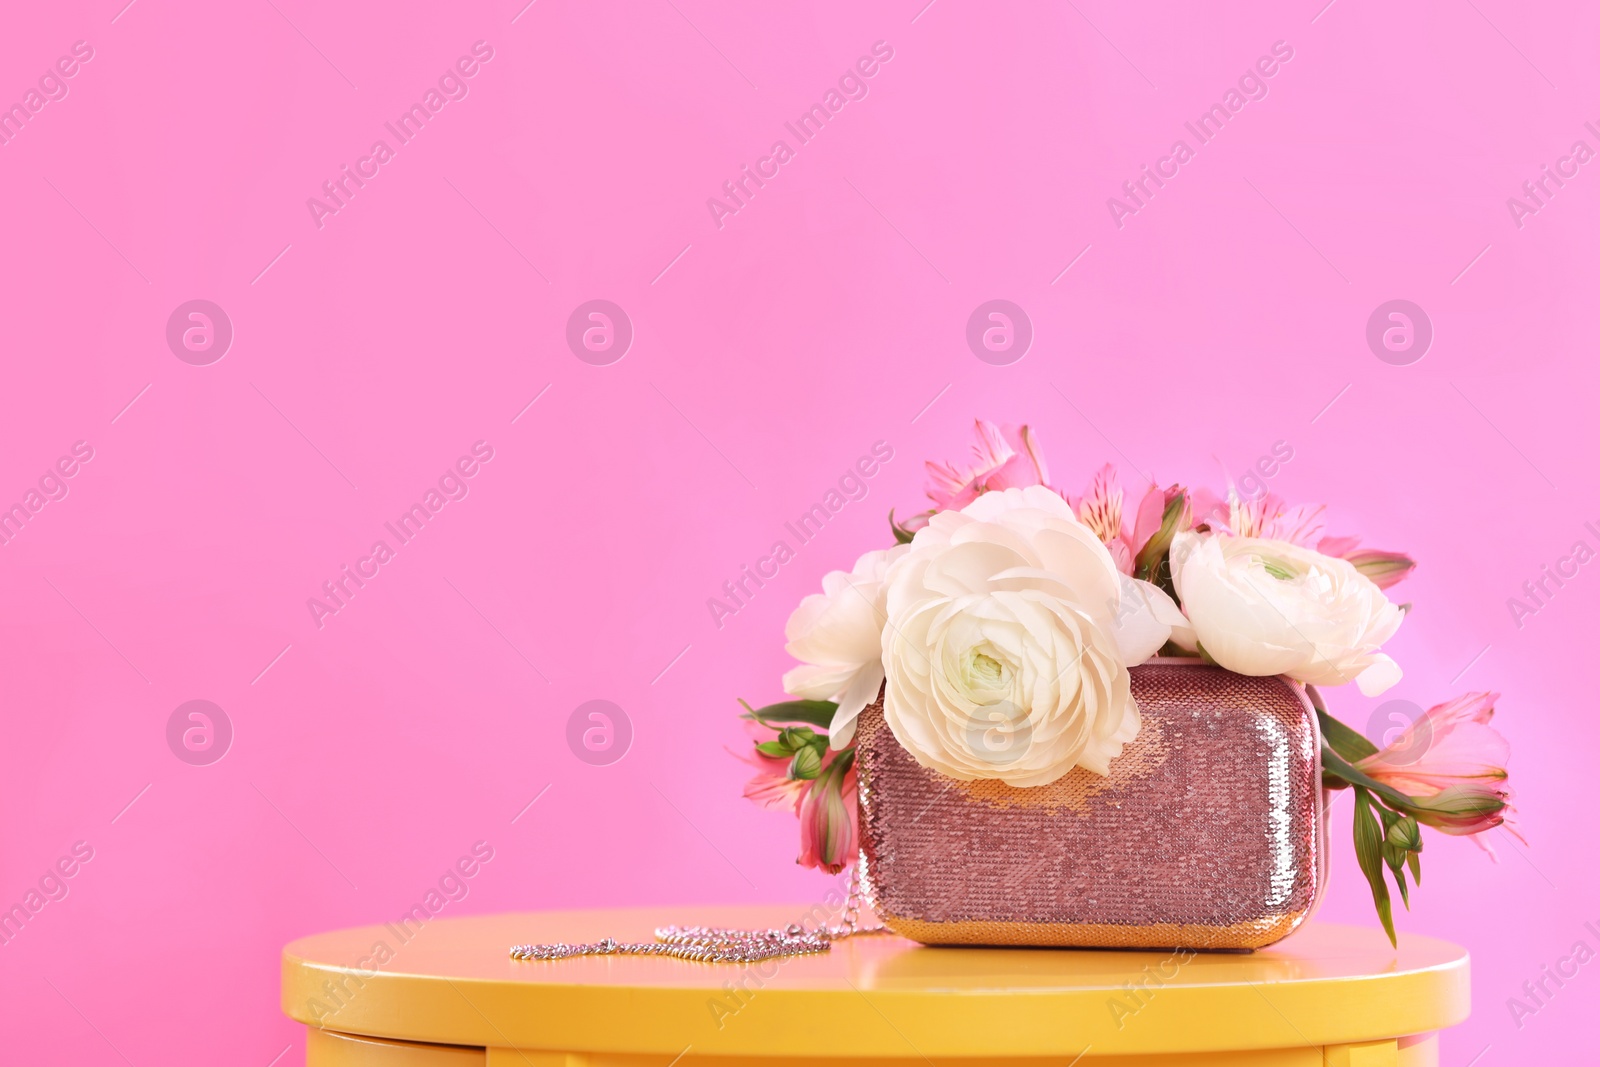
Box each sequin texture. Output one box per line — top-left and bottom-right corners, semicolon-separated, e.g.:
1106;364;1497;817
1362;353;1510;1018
856;662;1326;950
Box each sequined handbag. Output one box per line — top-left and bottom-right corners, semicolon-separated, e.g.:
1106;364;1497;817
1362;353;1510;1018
855;659;1328;951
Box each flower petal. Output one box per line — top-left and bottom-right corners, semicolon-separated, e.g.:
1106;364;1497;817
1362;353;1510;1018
1355;653;1403;696
826;663;885;749
1111;575;1184;665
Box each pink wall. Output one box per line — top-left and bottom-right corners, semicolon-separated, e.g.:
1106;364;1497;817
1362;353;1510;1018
1;0;1594;1061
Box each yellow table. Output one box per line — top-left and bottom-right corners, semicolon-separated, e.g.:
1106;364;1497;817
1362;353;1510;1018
281;906;1468;1066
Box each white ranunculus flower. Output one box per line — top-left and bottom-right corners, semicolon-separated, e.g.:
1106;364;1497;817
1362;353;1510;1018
879;485;1184;787
783;546;908;748
1169;531;1404;696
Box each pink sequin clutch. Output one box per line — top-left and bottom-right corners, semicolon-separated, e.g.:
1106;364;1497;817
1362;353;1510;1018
856;660;1327;950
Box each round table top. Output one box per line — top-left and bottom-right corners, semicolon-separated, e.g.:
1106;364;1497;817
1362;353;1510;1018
281;906;1470;1059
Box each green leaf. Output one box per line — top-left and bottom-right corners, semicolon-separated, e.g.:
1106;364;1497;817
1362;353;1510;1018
789;745;822;780
1133;489;1187;594
1352;787;1398;947
1388;856;1411;910
739;698;838;730
1406;850;1422;886
1316;707;1379;763
754;741;790;758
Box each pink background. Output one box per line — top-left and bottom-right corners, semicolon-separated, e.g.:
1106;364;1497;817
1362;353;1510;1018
2;0;1595;1061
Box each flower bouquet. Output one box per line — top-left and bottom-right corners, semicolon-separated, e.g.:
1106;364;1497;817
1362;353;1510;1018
741;419;1517;947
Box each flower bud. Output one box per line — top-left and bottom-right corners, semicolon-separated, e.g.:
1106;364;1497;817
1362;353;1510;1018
1384;814;1422;853
789;745;822;781
797;753;858;874
1346;549;1418;590
778;726;818;750
1408;784;1509;836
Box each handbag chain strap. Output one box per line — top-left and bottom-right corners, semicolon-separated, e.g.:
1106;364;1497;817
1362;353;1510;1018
509;865;888;964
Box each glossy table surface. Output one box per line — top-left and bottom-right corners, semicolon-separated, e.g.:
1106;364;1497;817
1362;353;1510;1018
282;906;1469;1064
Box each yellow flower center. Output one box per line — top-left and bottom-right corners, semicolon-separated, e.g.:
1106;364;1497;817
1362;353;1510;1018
967;650;1006;687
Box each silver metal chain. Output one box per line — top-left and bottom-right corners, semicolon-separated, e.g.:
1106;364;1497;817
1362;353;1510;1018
509;865;888;964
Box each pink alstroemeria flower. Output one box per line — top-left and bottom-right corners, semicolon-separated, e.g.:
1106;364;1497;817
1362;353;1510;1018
1357;692;1517;845
735;724;808;814
1072;464;1174;575
925;419;1051;511
1191;488;1328;547
797;753;858;874
740;751;808;814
